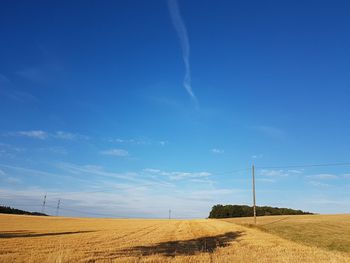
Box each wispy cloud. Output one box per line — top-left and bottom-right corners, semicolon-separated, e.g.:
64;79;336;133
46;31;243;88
6;130;87;141
159;141;168;146
257;178;276;183
4;177;21;184
288;169;304;174
307;174;339;180
0;73;10;84
259;169;290;177
0;185;244;218
211;148;224;154
0;73;37;103
14;130;48;140
109;138;150;145
0;143;26;158
258;168;304;182
109;137;168;147
254;125;285;139
38;146;68;155
0;163;85;182
309;181;331;187
167;0;198;107
0;166;33;184
100;149;129;157
143;168;211;181
53;131;76;140
16;68;46;84
252;154;263;159
0;162;247;218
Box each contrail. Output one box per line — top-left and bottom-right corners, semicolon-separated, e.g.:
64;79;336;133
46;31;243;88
167;0;198;107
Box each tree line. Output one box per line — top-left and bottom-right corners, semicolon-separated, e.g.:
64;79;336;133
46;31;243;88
209;204;313;218
0;205;48;216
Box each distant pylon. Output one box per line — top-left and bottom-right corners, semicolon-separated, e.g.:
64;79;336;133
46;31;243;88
252;164;257;224
169;209;171;219
56;199;61;216
41;194;47;213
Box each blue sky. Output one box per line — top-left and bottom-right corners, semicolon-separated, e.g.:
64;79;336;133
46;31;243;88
0;0;350;218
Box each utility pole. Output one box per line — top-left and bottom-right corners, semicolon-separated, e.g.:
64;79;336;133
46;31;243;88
252;164;257;224
56;199;61;216
41;193;47;214
169;209;171;220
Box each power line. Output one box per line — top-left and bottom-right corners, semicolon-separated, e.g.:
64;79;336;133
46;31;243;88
53;206;117;217
6;202;118;217
257;162;350;170
210;168;250;176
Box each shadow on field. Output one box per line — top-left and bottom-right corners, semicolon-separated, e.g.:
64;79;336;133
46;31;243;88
0;230;96;238
120;231;243;257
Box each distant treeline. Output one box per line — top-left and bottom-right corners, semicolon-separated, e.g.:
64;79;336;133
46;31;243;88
209;204;313;218
0;205;48;216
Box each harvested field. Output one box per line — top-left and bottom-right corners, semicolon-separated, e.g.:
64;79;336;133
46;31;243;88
222;214;350;253
1;214;350;262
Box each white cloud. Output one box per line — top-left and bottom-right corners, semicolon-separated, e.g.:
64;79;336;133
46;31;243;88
6;130;86;141
252;154;263;159
167;0;198;106
143;168;211;181
53;131;76;140
0;168;21;184
211;148;224;154
308;174;339;180
343;174;350;179
257;168;303;182
0;185;245;218
15;130;48;140
111;138;137;144
0;163;85;182
190;178;214;184
257;178;276;183
110;137;166;146
259;169;289;177
100;149;129;157
288;169;304;174
0;162;250;218
169;172;211;180
5;177;21;184
309;181;331;187
143;168;161;173
58;163;173;188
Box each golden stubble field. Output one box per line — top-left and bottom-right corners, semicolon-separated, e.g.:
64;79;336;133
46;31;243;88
222;214;350;254
1;214;350;263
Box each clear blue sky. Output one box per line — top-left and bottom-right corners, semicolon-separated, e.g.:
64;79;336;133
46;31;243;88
0;0;350;218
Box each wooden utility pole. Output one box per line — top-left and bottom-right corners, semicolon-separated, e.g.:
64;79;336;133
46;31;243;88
252;164;257;224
